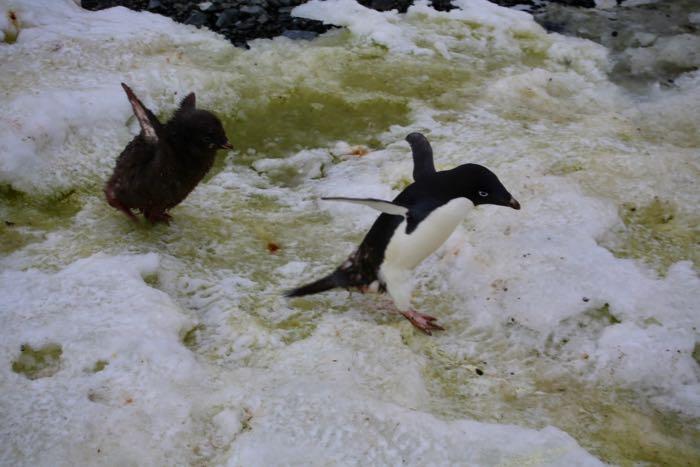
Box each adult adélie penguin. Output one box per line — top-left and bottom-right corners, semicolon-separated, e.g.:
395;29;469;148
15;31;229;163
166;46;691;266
286;132;521;334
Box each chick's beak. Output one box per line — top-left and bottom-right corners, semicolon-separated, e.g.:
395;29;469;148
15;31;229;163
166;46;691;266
509;198;521;210
220;141;233;150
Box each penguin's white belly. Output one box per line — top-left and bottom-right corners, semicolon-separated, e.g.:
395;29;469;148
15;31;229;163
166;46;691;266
383;197;471;270
379;197;471;310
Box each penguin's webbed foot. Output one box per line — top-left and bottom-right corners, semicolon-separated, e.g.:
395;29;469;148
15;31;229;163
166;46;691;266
145;210;172;224
400;310;445;335
106;193;138;222
118;205;138;222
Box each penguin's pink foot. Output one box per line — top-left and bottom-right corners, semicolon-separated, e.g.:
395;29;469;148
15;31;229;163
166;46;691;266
400;310;445;335
117;204;138;222
146;210;172;224
106;188;138;222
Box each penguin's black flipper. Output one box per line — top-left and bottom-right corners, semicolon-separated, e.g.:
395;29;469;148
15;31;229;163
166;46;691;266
405;132;436;182
121;83;164;145
322;197;408;217
322;196;446;235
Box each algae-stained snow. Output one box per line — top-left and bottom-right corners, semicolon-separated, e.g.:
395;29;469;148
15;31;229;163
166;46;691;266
1;0;699;465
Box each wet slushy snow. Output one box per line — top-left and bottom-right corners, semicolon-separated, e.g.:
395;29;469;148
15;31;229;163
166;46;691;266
1;0;699;465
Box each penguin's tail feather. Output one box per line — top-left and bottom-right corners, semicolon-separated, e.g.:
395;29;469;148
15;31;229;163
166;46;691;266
285;269;349;297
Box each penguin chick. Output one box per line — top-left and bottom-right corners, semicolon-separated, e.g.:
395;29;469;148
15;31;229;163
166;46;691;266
286;132;520;334
105;83;232;223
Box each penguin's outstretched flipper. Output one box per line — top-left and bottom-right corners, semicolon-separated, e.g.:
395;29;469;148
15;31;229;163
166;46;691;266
321;197;408;217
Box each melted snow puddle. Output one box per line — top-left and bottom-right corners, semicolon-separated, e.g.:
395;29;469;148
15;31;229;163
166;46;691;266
1;0;699;465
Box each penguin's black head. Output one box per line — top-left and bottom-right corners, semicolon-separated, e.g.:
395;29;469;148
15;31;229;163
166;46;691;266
452;163;520;210
169;93;233;152
180;110;232;151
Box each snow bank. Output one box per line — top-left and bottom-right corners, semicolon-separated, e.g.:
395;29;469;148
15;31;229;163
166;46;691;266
0;0;230;193
219;318;604;467
0;253;208;465
1;0;698;465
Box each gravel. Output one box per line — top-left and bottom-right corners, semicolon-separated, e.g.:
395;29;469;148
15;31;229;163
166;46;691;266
80;0;598;48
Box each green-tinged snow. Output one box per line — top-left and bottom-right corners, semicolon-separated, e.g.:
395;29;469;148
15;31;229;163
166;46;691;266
12;343;63;380
1;1;699;466
420;330;700;465
0;186;83;254
606;198;700;273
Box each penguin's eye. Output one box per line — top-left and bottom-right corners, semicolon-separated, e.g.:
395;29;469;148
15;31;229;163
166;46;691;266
478;191;488;197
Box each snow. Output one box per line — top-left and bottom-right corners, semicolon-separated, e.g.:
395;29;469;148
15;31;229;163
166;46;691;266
1;0;699;465
0;0;231;193
295;0;423;54
0;253;208;465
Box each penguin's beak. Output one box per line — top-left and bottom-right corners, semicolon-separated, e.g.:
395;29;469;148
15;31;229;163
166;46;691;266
509;198;521;210
220;141;233;150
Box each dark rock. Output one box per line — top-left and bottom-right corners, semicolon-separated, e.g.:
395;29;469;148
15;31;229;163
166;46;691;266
234;18;258;30
430;0;455;11
240;5;265;15
81;0;599;49
490;0;595;7
199;2;222;12
545;0;595;7
216;8;240;28
371;0;396;12
281;29;318;40
184;10;209;28
490;0;528;6
539;20;566;34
